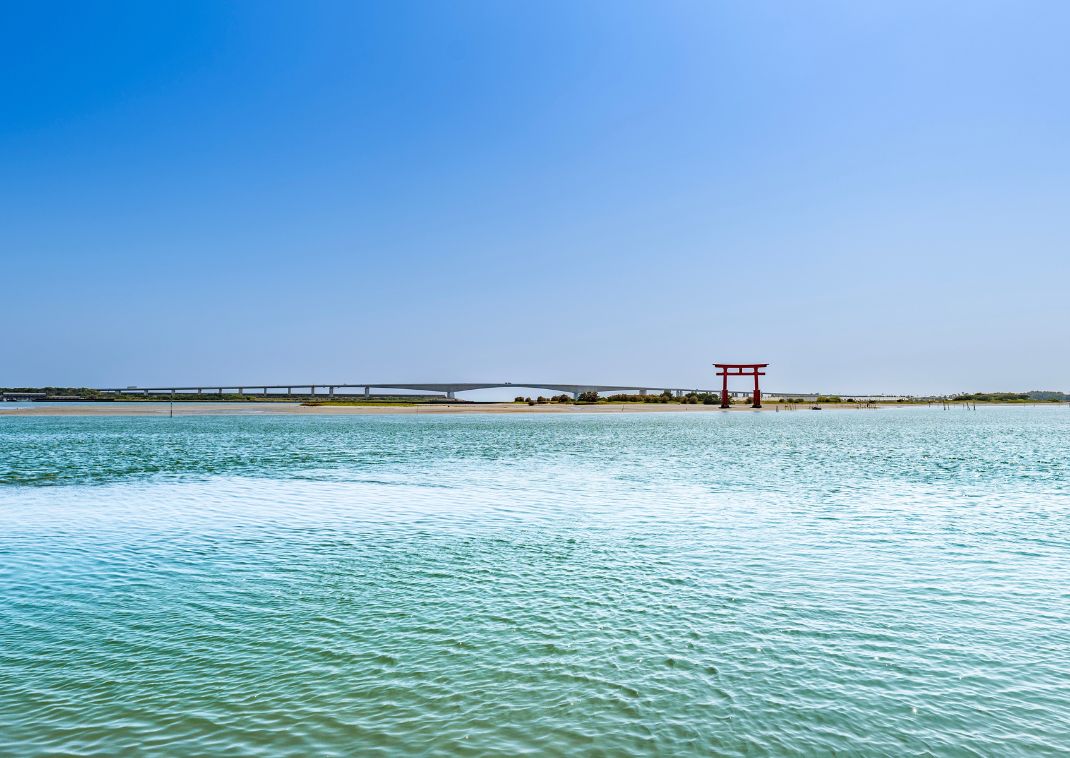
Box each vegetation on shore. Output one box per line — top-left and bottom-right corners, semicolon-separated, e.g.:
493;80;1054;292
516;390;726;405
301;398;467;407
507;389;1070;406
302;401;419;407
951;392;1065;403
1026;390;1070;401
0;386;111;398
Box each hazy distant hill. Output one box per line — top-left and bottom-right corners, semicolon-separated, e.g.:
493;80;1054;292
1027;390;1069;401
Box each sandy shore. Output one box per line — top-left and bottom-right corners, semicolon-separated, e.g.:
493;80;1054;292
0;402;862;417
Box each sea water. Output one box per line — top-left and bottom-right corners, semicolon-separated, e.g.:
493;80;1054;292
1;407;1068;755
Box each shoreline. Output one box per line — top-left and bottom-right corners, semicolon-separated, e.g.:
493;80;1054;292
0;401;1059;417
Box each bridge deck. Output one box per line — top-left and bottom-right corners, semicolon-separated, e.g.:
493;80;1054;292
93;382;904;401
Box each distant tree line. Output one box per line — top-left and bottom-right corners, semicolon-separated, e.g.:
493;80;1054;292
1;387;104;396
952;392;1064;403
513;393;601;404
605;390;714;404
1026;390;1069;401
515;390;733;405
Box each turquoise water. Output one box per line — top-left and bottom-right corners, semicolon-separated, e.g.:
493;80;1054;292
2;408;1068;755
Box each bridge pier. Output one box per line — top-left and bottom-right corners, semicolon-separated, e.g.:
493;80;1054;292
446;390;455;400
287;387;292;396
639;389;647;396
364;386;370;398
329;386;335;397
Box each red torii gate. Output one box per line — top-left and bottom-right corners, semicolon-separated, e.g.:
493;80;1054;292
714;363;768;409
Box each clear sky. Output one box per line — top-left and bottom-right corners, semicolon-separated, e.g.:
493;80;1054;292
2;1;1067;395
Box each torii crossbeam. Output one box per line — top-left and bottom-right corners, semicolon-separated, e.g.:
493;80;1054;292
714;363;768;408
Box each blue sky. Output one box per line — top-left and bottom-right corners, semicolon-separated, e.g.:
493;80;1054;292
2;1;1067;395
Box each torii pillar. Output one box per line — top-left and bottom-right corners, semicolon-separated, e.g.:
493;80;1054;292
714;363;769;408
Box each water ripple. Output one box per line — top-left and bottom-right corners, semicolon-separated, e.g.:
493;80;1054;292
1;408;1069;755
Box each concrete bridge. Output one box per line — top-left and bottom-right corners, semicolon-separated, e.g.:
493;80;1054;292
95;382;908;402
99;381;737;400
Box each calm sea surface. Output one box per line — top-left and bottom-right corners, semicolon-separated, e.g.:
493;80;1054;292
2;407;1068;756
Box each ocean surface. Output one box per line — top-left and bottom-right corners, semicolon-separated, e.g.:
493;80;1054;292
2;407;1068;756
